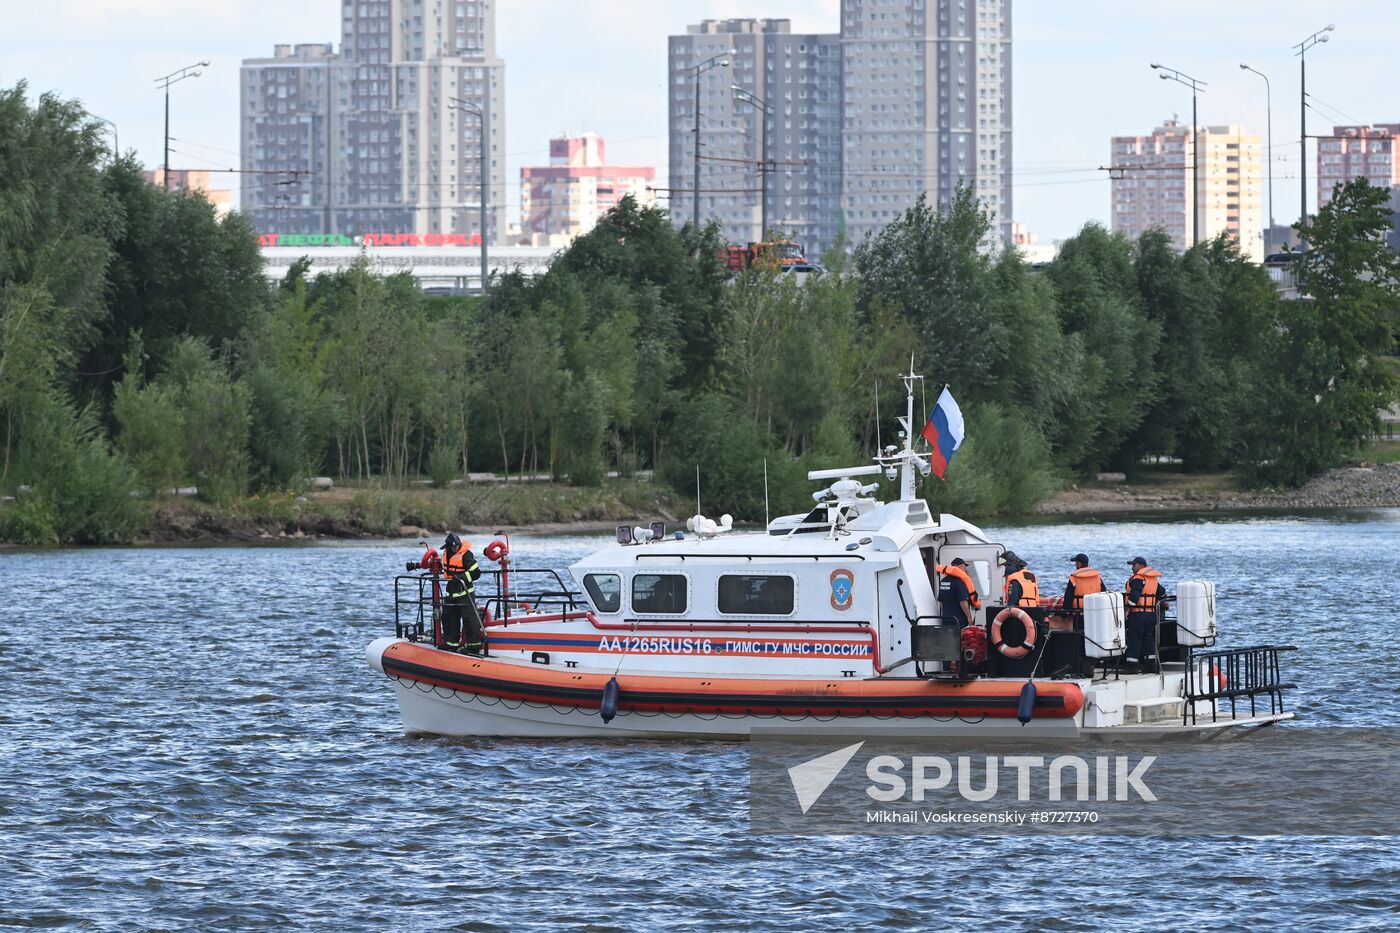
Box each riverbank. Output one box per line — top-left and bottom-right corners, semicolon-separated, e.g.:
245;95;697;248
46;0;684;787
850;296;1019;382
9;454;1400;547
133;477;686;545
1036;460;1400;515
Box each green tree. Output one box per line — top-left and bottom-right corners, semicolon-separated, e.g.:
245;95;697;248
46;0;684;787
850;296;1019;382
3;393;138;545
1246;179;1400;483
0;84;117;478
1044;223;1161;473
81;160;266;404
112;334;185;493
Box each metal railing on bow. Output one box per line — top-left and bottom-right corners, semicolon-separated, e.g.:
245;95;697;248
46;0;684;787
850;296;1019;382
394;568;583;641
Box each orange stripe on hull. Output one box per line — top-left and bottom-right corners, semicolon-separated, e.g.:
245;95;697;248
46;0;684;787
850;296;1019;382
381;642;1085;719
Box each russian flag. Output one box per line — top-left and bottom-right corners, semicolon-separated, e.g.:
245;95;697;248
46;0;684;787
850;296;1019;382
920;387;964;480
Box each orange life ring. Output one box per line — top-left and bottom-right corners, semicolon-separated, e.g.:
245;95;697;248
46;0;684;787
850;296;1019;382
991;606;1037;659
484;539;508;562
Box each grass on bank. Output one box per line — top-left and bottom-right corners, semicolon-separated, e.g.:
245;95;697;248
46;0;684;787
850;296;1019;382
1354;439;1400;465
150;475;687;539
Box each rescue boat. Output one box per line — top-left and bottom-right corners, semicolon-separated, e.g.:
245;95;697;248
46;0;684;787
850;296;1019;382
366;372;1296;739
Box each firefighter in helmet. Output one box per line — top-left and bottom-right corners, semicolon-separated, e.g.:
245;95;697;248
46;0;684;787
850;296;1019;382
441;533;483;653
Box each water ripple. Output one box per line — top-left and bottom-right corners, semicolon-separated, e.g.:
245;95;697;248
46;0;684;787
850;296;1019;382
1;516;1397;930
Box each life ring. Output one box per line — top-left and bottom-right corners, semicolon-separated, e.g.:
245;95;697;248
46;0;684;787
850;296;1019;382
484;539;508;562
991;606;1038;659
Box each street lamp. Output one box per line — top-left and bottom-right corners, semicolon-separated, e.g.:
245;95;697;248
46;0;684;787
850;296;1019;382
689;53;729;231
731;85;772;242
92;115;118;164
1151;63;1207;247
450;96;490;296
155;61;209;190
1294;24;1334;242
1240;64;1274;253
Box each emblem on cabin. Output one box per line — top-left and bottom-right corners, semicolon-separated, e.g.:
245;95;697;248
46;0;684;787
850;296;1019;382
830;569;855;611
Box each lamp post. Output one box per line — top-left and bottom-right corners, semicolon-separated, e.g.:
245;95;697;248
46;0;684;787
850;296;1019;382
1294;24;1334;243
1151;63;1207;247
92;115;118;164
1239;64;1274;253
155;61;209;190
689;53;729;231
450;96;489;296
731;85;772;242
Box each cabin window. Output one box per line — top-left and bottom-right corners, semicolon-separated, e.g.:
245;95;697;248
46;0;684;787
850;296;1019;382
583;573;621;613
631;574;688;614
718;575;795;615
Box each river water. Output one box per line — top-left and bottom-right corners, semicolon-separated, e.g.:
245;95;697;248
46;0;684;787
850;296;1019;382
2;512;1398;930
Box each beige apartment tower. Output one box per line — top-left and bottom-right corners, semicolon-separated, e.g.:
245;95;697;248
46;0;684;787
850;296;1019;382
1317;124;1400;208
1111;120;1262;260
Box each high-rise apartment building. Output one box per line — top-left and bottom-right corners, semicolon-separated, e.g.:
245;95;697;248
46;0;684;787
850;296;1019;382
520;133;656;246
142;169;235;216
241;0;505;241
1110;120;1262;260
1317;124;1400;208
665;1;1012;254
668;19;843;254
840;0;1012;244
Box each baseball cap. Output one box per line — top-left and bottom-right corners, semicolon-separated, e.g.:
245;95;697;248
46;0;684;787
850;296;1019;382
1071;553;1089;564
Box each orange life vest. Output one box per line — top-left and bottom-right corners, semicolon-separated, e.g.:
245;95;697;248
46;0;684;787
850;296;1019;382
1003;569;1040;607
1124;568;1163;616
443;547;480;600
936;564;982;610
1068;567;1105;611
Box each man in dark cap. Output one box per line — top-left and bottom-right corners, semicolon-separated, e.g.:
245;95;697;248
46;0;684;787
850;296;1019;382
936;557;980;628
999;550;1040;608
1062;553;1105;627
1124;556;1166;670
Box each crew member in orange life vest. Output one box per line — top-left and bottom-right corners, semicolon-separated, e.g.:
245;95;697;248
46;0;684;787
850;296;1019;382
441;533;483;653
999;551;1040;608
1062;553;1105;624
936;558;981;626
1124;556;1165;669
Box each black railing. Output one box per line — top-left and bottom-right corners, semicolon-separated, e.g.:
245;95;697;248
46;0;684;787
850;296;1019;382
394;567;584;642
1181;644;1297;725
394;573;439;641
475;567;583;623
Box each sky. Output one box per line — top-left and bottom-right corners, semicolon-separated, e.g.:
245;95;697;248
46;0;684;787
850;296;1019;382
3;0;1397;242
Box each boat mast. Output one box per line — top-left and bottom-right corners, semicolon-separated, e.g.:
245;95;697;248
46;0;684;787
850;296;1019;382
806;368;929;503
895;370;921;501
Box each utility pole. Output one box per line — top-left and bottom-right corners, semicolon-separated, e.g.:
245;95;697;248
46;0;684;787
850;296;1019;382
690;53;729;231
1151;63;1207;247
731;85;772;242
1294;25;1334;245
450;95;490;296
155;61;208;190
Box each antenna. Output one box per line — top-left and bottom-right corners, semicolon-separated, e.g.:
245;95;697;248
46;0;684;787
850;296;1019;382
696;464;701;516
874;379;882;455
763;458;770;528
920;377;927;448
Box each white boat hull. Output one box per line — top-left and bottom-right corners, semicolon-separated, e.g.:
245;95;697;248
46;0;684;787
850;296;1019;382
382;670;1291;740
